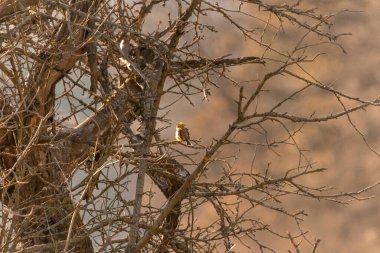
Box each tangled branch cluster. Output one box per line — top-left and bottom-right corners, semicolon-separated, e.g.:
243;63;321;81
0;1;378;252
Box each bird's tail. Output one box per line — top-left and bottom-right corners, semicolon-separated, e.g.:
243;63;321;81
186;139;192;146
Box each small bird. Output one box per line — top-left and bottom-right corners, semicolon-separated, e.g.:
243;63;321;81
176;122;192;146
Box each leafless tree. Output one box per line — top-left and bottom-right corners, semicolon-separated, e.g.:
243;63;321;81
0;1;378;252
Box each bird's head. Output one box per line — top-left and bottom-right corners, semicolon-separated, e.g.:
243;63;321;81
177;122;185;128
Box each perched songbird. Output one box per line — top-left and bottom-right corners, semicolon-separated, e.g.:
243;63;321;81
176;122;192;146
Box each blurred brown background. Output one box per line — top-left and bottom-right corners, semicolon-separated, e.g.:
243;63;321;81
156;1;380;252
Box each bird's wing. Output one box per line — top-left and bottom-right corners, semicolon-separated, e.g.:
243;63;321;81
183;128;190;140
